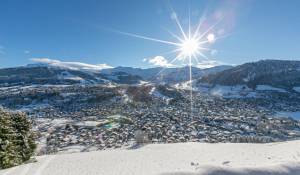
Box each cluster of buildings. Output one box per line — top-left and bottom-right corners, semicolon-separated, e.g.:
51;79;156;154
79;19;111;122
0;84;300;155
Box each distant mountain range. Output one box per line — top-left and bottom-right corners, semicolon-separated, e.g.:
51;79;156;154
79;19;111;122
0;64;232;86
2;60;300;90
101;65;232;83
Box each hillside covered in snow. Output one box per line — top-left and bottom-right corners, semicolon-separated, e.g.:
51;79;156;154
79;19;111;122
0;64;231;87
1;141;300;175
199;60;300;90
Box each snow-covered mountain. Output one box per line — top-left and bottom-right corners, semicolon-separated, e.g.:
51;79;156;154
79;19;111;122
199;60;300;90
0;64;232;87
101;65;232;83
4;60;300;91
0;66;107;86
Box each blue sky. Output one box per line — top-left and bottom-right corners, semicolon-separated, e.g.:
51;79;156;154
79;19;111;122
0;0;300;68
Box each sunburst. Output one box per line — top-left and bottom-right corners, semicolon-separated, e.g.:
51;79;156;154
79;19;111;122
111;6;223;117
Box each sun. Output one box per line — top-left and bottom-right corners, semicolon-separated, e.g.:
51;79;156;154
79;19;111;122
110;7;222;116
180;38;200;58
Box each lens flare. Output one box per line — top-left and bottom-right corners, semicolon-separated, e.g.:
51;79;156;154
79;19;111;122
207;33;215;43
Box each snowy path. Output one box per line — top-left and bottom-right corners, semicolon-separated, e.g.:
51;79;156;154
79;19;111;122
1;141;300;175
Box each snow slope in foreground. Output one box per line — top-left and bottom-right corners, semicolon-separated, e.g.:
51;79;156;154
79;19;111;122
1;141;300;175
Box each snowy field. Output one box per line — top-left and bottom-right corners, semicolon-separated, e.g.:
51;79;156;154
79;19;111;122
1;141;300;175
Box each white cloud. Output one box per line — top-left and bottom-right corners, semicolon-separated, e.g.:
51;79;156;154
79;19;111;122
30;58;113;71
145;56;174;67
196;59;222;69
24;50;30;54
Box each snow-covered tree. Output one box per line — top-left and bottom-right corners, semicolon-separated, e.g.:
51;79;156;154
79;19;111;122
0;109;36;169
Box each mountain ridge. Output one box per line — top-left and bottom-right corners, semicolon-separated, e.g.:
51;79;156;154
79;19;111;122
0;64;232;87
199;59;300;89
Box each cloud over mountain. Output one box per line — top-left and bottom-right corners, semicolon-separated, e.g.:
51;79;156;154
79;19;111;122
144;56;174;67
30;58;113;71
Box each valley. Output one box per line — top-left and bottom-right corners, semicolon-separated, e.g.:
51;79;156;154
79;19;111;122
1;60;300;155
1;81;300;155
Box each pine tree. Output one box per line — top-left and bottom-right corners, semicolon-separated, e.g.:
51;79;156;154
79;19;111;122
0;109;36;169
